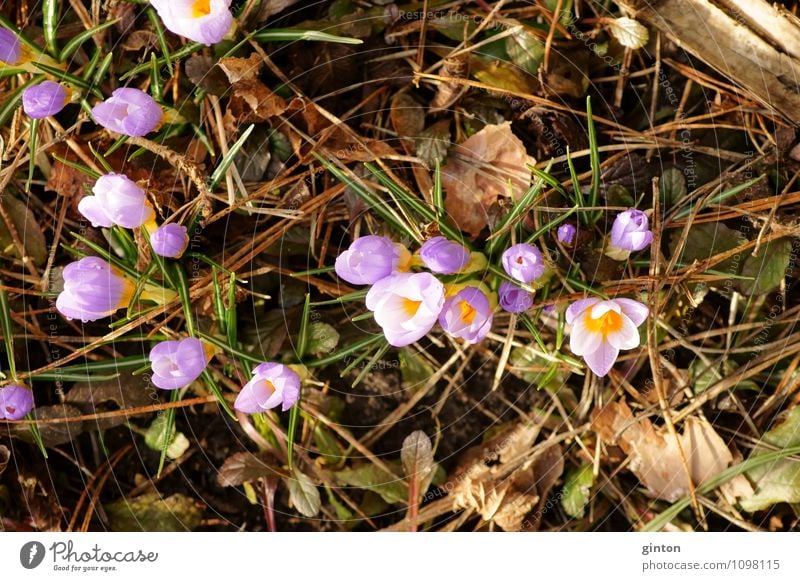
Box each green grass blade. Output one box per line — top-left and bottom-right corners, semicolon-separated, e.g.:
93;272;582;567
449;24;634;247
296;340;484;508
209;124;254;190
253;28;363;45
61;19;118;62
286;403;301;470
43;0;59;58
586;96;601;216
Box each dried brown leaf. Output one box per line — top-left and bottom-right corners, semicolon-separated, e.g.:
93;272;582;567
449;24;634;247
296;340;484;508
441;122;535;236
593;401;732;501
217;451;286;487
431;56;469;112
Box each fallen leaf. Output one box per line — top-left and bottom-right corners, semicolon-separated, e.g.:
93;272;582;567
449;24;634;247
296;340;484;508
335;463;407;505
217;451;285;487
561;463;594;519
736;238;792;296
13;404;84;446
65;373;152;430
218;53;263;83
607;17;649;49
441;122;535;236
593;401;732;501
430;56;469;112
401;431;435;501
185;54;228;96
143;415;190;461
106;492;203;531
0;195;48;266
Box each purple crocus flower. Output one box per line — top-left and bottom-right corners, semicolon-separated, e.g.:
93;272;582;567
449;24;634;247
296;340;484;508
335;235;410;285
234;362;301;414
498;281;533;313
56;257;135;322
557;223;577;245
92;88;163;137
419;236;471;274
78;173;155;229
150;0;233;46
149;337;210;390
22;81;68;119
151;223;189;258
0;384;34;420
0;28;22;65
566;297;649;377
501;243;545;283
438;287;493;344
365;272;445;347
609;209;653;252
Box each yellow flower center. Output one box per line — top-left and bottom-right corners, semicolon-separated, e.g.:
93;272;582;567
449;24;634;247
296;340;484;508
259;379;276;396
584;306;623;337
402;298;421;317
396;245;412;272
459;300;477;324
192;0;212;18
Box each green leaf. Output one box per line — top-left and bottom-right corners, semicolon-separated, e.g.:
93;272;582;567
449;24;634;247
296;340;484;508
106;492;203;532
308;322;340;355
668;222;742;274
561;463;594;518
660;168;688;207
740;407;800;512
335;463;407;504
504;25;544;76
144;415;190;460
736;238;792;296
287;470;321;517
399;348;434;389
314;424;344;463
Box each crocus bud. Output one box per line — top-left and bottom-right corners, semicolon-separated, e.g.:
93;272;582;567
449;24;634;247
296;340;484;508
365;272;445;347
498;281;533;313
0;384;34;420
92;88;163;137
151;223;189;258
335;235;410;285
149;337;211;390
0;28;22;65
501;243;545;284
557;223;577;245
150;0;234;46
438;287;493;344
609;209;653;252
78;173;156;230
419;236;471;274
56;257;135;322
234;362;301;414
22;81;69;119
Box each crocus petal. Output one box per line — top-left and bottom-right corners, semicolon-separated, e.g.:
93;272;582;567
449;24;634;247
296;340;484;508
583;343;620;377
614;298;649;326
77;196;114;228
606;314;641;350
0;384;34;420
565;297;600;324
569;314;603;356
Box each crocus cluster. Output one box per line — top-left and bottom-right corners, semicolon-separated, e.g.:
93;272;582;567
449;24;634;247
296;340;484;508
497;242;546;314
336;235;494;346
145;336;300;414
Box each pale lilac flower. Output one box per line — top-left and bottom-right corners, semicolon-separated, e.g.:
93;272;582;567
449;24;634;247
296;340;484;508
92;88;163;137
56;257;135;322
234;362;301;414
22;81;68;119
610;209;653;251
501;243;545;283
78;173;155;229
365;272;445;347
566;297;649;377
0;384;34;420
419;236;470;274
150;0;233;45
439;287;493;344
498;281;532;313
151;223;189;258
149;337;210;390
0;28;22;65
335;235;410;285
557;223;577;245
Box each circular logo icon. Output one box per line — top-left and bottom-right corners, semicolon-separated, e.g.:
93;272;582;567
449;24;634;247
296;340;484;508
20;541;46;569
